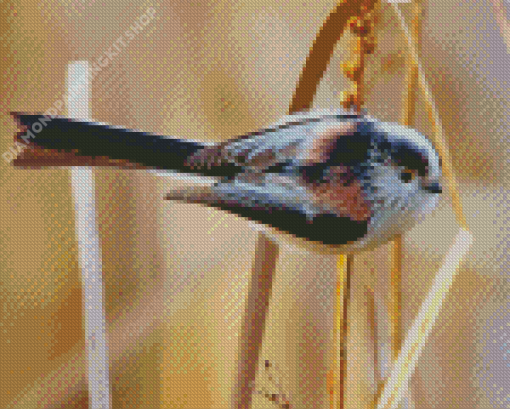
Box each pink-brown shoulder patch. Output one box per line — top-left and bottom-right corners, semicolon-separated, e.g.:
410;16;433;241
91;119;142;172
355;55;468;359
297;122;358;165
310;178;371;222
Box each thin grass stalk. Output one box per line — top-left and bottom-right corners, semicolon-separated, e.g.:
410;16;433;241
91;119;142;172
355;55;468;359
334;3;379;408
373;4;472;409
289;0;377;113
391;3;422;406
383;2;422;406
390;3;467;229
7;281;167;409
389;236;402;363
365;286;379;389
248;1;378;405
340;255;354;408
375;229;472;409
232;235;279;409
244;0;375;405
328;255;348;409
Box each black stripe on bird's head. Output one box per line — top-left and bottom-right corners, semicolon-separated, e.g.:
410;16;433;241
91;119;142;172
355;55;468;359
371;121;442;179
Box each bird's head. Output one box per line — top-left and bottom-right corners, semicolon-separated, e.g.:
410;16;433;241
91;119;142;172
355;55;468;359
355;119;443;250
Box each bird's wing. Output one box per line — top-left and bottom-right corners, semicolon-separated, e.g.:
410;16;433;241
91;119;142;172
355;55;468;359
165;172;371;246
184;110;367;174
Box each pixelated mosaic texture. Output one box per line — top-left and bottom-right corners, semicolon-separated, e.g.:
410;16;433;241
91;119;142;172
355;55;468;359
1;0;509;408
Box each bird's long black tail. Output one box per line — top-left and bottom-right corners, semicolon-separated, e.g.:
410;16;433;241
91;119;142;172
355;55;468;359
11;113;208;173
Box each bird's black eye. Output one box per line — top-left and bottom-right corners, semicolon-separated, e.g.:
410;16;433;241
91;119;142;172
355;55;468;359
400;169;416;183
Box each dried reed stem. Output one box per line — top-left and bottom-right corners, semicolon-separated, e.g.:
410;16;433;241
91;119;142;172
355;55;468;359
329;255;350;409
233;235;279;409
390;3;467;229
390;3;422;406
333;3;378;408
375;229;472;409
389;236;402;363
366;285;379;389
373;3;472;409
289;0;377;113
248;1;378;405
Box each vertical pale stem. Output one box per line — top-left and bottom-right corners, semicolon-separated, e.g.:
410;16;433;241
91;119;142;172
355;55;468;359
373;4;472;409
329;255;353;409
366;286;379;389
68;61;111;409
390;3;467;229
392;3;421;406
333;2;375;406
340;255;354;409
232;234;279;409
390;236;402;364
401;0;420;129
244;0;377;406
328;255;346;409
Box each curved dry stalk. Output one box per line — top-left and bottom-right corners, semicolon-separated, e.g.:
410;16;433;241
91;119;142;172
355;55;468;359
388;3;422;407
237;1;378;406
332;3;379;409
391;3;467;229
373;3;472;409
289;0;378;113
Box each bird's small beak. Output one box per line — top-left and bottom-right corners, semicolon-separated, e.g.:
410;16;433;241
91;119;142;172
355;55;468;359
422;181;442;194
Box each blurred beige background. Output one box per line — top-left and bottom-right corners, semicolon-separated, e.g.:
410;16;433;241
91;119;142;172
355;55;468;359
0;0;509;408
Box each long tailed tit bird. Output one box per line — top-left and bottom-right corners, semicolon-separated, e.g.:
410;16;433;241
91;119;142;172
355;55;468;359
11;109;442;254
